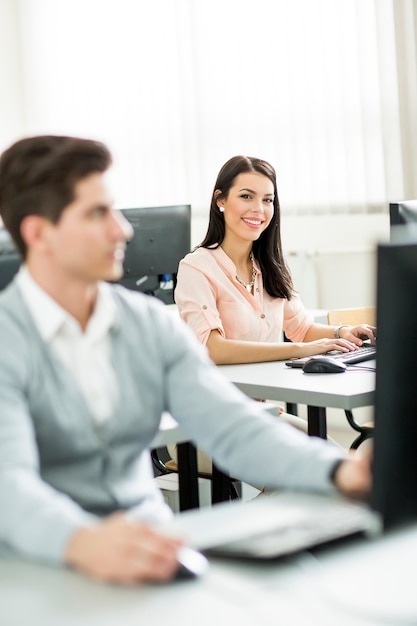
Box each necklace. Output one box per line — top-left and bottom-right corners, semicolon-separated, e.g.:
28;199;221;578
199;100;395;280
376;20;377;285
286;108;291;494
235;252;257;292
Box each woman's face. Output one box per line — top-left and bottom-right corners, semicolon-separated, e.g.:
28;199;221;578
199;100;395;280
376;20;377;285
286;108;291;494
217;172;274;245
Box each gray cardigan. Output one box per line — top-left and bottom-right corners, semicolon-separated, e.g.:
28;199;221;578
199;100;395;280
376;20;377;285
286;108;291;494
0;282;344;563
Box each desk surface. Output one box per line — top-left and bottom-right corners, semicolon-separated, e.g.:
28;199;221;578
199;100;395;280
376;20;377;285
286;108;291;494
219;359;375;411
1;525;416;626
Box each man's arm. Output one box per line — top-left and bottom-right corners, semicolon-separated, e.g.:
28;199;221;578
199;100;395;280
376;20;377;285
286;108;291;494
0;395;97;561
0;365;184;582
332;451;372;500
0;322;96;560
148;305;349;495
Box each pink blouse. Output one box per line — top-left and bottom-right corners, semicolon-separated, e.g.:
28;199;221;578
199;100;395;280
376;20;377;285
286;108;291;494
175;247;314;346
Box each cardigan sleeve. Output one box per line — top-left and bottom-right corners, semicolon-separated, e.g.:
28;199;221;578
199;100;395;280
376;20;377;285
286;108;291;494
141;302;347;495
0;325;98;563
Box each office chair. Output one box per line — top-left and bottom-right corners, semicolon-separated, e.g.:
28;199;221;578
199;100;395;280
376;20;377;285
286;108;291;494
327;307;376;449
327;306;376;328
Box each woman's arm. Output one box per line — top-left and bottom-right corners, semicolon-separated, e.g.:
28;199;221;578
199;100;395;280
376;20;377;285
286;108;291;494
303;322;376;345
206;329;359;365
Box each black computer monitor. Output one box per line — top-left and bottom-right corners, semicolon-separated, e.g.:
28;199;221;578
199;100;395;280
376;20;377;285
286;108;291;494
389;199;417;234
0;227;21;290
119;205;191;304
371;234;417;530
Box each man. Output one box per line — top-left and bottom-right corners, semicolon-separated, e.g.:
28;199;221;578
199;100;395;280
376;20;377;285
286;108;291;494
0;135;370;585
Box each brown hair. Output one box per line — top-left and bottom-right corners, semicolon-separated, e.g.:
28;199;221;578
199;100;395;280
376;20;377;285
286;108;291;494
0;135;112;258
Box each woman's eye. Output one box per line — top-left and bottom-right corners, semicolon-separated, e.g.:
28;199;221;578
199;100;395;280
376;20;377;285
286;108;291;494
264;198;274;204
240;194;251;200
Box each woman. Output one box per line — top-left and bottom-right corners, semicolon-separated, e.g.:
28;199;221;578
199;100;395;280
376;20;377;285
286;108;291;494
175;156;376;364
171;156;375;476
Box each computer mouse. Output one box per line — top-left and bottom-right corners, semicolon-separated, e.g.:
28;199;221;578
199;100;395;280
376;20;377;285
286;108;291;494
174;546;209;580
303;356;347;374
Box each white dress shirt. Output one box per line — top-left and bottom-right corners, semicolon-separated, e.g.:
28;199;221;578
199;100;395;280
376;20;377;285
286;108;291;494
16;267;118;423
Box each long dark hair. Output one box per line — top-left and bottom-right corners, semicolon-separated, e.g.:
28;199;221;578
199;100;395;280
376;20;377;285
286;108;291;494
199;155;293;299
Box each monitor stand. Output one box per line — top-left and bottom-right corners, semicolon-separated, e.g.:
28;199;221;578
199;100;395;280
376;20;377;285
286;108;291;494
153;286;174;304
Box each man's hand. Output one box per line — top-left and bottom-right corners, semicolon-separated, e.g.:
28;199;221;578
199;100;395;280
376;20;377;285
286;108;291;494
332;449;372;500
65;512;184;584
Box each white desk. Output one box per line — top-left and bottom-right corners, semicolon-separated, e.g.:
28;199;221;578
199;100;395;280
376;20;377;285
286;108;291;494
1;525;416;626
219;359;376;439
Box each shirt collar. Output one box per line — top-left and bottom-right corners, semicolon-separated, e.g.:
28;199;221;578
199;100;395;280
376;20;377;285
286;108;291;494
212;246;261;275
16;266;118;342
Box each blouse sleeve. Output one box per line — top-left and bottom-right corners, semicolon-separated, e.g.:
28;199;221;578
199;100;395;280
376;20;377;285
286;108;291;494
282;292;314;342
175;259;225;345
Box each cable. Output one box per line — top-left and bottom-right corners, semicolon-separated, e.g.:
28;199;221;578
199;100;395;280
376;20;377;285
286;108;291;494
347;364;376;372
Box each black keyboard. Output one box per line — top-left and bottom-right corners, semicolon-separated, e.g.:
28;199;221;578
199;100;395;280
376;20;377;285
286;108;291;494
285;344;376;369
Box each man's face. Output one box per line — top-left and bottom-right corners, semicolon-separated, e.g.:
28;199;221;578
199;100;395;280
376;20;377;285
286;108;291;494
44;172;133;284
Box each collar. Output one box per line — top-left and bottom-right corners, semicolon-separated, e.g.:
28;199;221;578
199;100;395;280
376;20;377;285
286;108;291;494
211;245;261;275
16;266;118;342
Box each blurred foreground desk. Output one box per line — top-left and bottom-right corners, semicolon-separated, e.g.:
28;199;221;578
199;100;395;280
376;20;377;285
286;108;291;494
1;525;416;626
219;359;376;439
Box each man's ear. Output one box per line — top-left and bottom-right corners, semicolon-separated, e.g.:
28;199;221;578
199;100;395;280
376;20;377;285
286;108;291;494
20;215;51;252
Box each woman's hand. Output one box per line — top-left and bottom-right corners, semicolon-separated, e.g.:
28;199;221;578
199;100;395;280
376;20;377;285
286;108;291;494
300;321;376;357
65;512;184;585
339;324;376;346
299;337;359;357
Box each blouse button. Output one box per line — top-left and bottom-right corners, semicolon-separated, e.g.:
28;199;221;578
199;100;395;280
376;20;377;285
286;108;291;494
260;313;265;319
256;288;259;292
202;305;207;310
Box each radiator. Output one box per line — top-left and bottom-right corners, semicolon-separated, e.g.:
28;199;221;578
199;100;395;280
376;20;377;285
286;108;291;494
285;248;377;311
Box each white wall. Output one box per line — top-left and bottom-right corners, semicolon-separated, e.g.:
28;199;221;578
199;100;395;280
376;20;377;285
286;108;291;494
0;2;392;313
282;213;390;309
0;1;25;149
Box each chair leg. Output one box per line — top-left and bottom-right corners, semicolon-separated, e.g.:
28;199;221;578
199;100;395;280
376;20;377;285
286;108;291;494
151;447;174;476
344;410;374;449
350;430;374;450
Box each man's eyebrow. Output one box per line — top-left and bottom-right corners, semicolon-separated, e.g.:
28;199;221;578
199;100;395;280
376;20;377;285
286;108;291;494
90;198;115;209
239;187;274;196
85;203;110;212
